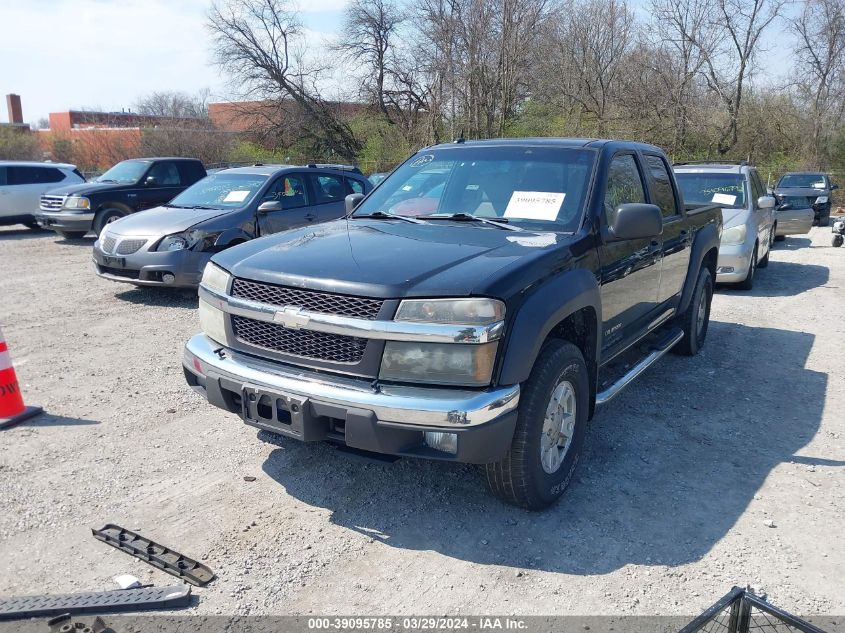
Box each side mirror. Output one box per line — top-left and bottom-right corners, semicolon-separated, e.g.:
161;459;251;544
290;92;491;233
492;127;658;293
757;195;776;210
831;184;839;191
145;176;157;187
257;200;283;214
607;203;663;241
345;193;365;214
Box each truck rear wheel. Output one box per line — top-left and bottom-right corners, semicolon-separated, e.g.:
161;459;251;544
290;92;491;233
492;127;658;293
485;340;589;510
93;208;127;235
672;266;713;357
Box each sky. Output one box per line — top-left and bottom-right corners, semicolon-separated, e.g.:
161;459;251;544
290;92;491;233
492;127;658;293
0;0;796;126
0;0;347;124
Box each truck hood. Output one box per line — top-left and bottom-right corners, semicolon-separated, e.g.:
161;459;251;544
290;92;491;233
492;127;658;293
45;181;130;197
106;205;233;237
773;186;826;199
213;219;571;298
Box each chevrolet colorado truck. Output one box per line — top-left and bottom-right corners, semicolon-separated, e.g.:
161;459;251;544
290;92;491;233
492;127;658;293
183;139;721;509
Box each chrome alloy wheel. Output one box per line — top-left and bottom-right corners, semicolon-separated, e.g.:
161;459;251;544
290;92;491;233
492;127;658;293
696;286;708;337
540;379;577;474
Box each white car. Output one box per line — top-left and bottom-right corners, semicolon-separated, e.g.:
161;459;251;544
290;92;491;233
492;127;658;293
0;161;85;229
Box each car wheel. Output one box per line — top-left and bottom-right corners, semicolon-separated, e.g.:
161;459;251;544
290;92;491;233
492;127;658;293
833;234;844;247
735;243;757;290
93;208;126;235
672;266;713;357
484;340;589;510
55;230;87;239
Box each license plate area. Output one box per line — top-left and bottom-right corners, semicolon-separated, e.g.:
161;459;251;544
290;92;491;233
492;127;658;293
241;385;325;441
102;255;126;267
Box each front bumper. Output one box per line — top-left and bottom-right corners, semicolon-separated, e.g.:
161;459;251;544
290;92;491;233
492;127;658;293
35;211;94;233
715;241;754;283
183;333;520;463
92;240;210;287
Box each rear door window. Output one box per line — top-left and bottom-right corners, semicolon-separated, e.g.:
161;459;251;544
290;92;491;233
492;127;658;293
310;174;346;204
8;166;65;185
346;177;365;194
644;155;679;218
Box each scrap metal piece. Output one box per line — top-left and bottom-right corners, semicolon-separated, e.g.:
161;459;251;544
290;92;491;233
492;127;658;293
47;614;111;633
91;524;215;587
0;585;191;621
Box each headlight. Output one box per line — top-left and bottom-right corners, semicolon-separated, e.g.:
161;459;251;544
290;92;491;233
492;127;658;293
395;298;505;325
199;299;228;344
815;196;829;205
379;341;498;386
721;224;747;245
201;262;231;294
63;196;90;210
157;230;222;252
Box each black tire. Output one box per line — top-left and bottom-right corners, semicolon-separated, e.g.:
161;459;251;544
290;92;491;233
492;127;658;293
672;265;713;357
485;340;589;510
833;234;844;247
55;230;87;239
735;243;757;290
93;208;127;235
819;213;830;227
23;221;44;231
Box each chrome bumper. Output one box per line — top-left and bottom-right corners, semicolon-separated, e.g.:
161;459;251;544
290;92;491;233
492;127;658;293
184;333;520;428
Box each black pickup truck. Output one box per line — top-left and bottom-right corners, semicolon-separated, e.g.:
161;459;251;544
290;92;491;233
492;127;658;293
35;157;206;238
183;139;721;509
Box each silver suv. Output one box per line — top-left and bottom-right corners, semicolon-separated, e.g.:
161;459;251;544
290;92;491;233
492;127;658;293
0;161;84;229
674;161;775;290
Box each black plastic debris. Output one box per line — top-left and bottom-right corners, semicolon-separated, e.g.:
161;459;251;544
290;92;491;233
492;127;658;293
91;524;215;587
0;585;190;621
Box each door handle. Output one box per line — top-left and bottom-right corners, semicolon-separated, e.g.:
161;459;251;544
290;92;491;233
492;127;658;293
305;213;317;221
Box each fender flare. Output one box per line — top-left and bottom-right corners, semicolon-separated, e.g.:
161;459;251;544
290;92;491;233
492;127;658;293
214;228;252;248
499;268;602;386
678;223;720;315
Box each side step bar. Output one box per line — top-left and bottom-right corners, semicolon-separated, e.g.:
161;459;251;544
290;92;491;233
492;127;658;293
596;328;684;406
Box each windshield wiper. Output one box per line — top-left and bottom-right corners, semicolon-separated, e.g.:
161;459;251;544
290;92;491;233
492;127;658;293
97;179;118;183
352;211;427;224
421;213;523;231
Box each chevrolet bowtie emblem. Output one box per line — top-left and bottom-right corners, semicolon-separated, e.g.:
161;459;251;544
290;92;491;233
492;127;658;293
273;307;310;329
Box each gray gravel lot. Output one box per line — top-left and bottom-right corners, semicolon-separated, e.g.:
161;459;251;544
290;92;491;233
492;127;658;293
0;225;843;617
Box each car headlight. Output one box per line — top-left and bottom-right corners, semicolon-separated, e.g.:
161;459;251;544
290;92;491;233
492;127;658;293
815;196;829;205
721;224;747;245
198;299;228;344
201;262;231;294
395;298;505;325
157;230;222;252
379;341;498;386
63;196;90;210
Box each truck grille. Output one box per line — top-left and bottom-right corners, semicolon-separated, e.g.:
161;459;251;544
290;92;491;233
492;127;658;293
231;278;383;319
116;238;147;255
40;195;66;211
232;316;367;363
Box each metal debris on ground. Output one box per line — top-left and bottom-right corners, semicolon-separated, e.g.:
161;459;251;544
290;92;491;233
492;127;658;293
91;524;215;587
0;585;191;621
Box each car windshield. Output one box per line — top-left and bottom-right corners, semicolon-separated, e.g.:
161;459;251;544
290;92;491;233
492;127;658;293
778;173;827;189
167;173;269;209
96;160;151;184
675;172;748;209
353;145;596;230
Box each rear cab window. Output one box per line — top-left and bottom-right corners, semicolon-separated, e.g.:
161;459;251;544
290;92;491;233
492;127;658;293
644;155;679;218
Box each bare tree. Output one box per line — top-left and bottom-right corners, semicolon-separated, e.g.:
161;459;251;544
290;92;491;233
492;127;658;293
793;0;845;167
135;90;211;119
208;0;362;159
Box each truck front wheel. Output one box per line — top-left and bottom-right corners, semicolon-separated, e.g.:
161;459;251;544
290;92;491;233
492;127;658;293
672;266;713;357
485;341;589;510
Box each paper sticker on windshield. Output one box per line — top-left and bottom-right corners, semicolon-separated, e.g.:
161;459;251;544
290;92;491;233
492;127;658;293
813;182;826;189
712;193;737;205
224;190;250;203
504;191;565;220
410;154;434;167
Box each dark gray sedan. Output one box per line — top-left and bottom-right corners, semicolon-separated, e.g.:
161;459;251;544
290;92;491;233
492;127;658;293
91;164;371;288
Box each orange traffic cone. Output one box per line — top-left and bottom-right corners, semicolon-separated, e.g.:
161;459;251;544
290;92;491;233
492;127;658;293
0;327;42;430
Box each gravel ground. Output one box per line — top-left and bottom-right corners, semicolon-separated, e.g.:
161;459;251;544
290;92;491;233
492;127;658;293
0;225;843;618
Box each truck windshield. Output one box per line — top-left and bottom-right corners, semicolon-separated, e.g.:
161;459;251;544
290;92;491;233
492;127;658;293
354;145;596;231
777;173;826;189
167;173;269;209
96;160;151;184
675;173;748;209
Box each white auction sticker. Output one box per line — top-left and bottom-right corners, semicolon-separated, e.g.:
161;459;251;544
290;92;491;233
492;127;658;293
224;190;250;203
712;193;737;205
504;191;565;220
